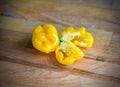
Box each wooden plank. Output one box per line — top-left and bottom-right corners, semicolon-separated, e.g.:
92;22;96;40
0;61;119;87
0;16;119;64
40;13;120;33
51;0;120;9
0;0;120;25
0;0;120;86
0;25;120;79
0;36;120;80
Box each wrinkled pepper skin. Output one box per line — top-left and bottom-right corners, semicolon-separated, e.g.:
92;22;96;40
32;24;94;65
32;24;59;53
55;41;84;65
55;27;94;65
62;27;94;48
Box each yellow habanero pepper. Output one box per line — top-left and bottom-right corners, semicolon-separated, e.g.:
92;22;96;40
32;24;59;53
55;26;94;65
62;27;94;48
55;41;84;65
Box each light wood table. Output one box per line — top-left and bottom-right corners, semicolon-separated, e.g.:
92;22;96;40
0;0;120;87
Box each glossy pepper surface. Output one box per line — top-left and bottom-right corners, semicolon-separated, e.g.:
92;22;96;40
55;27;94;65
32;24;94;65
32;24;59;53
55;41;84;65
62;27;94;48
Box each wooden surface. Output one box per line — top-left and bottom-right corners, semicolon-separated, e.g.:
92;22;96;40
0;0;120;87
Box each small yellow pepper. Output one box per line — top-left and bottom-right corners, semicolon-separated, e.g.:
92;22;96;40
55;41;84;65
32;24;94;65
32;24;59;53
62;27;94;48
55;26;94;65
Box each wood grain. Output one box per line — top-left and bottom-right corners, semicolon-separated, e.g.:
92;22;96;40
0;61;119;87
0;0;120;25
0;0;120;87
51;0;120;9
0;16;120;79
0;16;120;64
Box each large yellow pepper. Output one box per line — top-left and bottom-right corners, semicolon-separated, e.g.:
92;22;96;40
55;26;94;65
32;24;59;53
